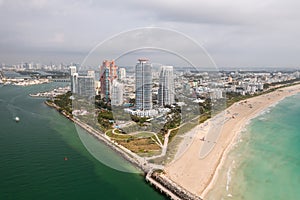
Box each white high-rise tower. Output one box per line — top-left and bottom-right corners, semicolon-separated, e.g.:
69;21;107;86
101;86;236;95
158;66;175;106
69;66;78;94
111;80;124;106
135;59;152;110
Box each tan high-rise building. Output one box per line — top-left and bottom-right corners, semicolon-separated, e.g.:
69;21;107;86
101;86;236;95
100;60;118;100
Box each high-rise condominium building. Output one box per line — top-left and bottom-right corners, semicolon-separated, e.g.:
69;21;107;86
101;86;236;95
70;66;95;97
69;66;77;94
158;66;175;106
100;60;118;100
135;59;152;110
111;80;124;106
77;75;95;97
69;66;77;75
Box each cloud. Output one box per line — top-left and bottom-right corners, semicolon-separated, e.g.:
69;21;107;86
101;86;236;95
0;0;300;67
50;33;65;44
102;0;294;26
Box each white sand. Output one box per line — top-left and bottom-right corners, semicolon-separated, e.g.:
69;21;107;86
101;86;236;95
165;84;300;198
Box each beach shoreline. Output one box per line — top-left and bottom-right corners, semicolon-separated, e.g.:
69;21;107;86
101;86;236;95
165;83;300;199
44;83;300;200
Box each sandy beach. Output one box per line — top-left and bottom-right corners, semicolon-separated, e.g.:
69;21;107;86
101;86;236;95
165;84;300;199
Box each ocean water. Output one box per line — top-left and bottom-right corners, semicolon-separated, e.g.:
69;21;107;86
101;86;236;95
207;93;300;200
0;84;166;200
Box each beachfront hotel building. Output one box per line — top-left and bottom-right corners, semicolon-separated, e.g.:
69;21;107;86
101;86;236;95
135;59;152;111
158;66;175;106
100;60;118;100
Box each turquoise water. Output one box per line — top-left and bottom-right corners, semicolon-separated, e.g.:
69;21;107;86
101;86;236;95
0;84;166;200
207;93;300;200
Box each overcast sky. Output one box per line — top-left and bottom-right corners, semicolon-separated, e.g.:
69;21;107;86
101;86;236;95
1;0;300;68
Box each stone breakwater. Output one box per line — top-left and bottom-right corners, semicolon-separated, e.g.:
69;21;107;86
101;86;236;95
147;171;202;200
44;101;146;172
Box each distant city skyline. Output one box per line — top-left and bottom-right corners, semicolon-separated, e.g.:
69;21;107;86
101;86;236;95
1;1;300;68
2;59;300;73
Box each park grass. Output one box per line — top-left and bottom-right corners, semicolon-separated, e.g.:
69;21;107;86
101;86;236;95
118;138;161;154
106;129;162;155
134;131;156;138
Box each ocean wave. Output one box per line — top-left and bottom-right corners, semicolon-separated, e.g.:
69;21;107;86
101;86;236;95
259;108;271;116
258;116;268;121
226;160;235;192
241;127;248;133
236;127;248;142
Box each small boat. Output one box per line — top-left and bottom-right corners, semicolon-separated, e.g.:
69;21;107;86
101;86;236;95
15;117;20;122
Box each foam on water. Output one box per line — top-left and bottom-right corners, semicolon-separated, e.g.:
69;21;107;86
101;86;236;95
226;160;235;192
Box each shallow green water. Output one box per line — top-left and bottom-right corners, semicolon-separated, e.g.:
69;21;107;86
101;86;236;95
0;83;166;200
207;93;300;200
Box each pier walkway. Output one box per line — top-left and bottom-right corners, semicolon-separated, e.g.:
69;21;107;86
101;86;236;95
146;171;181;200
